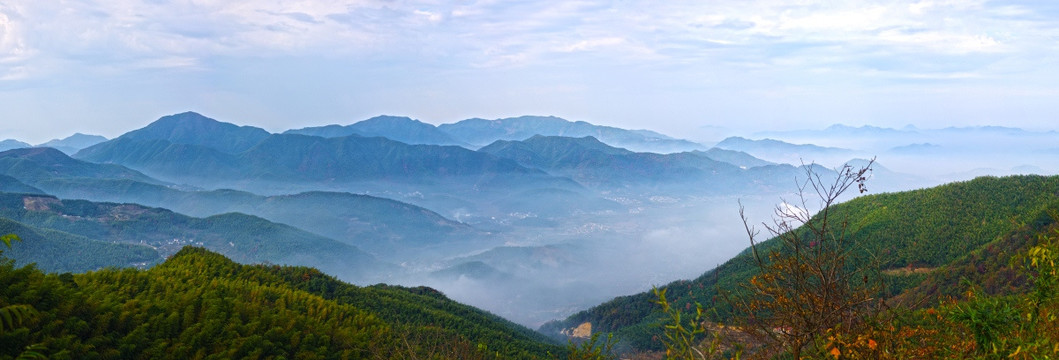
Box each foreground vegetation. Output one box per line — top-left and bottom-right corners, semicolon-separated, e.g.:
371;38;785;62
645;168;1059;359
543;172;1059;359
0;243;563;359
4;172;1059;359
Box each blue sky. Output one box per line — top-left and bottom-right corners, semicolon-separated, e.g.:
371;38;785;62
2;0;1059;144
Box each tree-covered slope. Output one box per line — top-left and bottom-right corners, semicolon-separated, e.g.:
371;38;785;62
542;175;1059;351
0;246;564;359
0;175;44;194
74;137;242;180
0;217;159;272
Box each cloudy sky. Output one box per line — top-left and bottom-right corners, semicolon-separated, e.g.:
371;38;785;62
2;0;1058;143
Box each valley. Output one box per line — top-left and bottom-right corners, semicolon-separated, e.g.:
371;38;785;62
2;111;1058;357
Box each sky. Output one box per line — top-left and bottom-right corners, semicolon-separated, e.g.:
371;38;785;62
3;0;1059;144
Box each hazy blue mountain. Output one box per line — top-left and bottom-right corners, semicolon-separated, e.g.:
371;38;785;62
239;133;541;181
78;117;555;187
478;135;632;166
209;190;484;260
479;135;722;183
478;135;808;194
36;133;108;154
430;261;515;282
0;192;390;282
713;136;855;166
449;244;585;274
76;120;598;221
693;148;775;168
438;115;706;153
75;137;241;180
1011;164;1049;174
715;136;851;155
840;158;931;192
82;111;271;154
0;146;485;261
937;125;1038;135
888;143;943;154
286;115;469;147
0;139;32;152
0;147;165;185
755;124;913;139
26;178;486;262
753;123;1059;154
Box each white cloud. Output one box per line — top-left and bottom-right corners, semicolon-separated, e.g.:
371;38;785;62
1;0;1046;77
877;29;1004;54
4;0;1059;137
555;37;625;53
0;5;32;63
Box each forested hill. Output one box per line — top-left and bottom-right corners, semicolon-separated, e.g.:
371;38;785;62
541;174;1059;351
0;246;564;359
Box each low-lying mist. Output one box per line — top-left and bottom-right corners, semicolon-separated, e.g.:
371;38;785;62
383;194;784;327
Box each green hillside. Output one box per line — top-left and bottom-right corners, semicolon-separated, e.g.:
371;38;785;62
0;246;564;359
0;217;159;272
542;174;1059;351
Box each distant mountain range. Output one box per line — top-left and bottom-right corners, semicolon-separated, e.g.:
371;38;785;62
478;135;809;193
713;136;855;166
0;139;31;152
286;115;470;147
77;112;549;185
37;133;108;154
439;115;706;153
1;133;108;155
288;114;706;153
753;123;1059;154
0;147;485;263
73;112;621;222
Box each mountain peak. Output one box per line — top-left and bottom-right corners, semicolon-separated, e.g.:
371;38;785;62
361;115;420;124
351;115;434;132
37;133;108;154
150;111;217;128
1;146;74;163
284;115;466;146
0;139;33;152
116;112;272;154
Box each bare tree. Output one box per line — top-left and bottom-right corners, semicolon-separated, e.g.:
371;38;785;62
725;159;880;359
